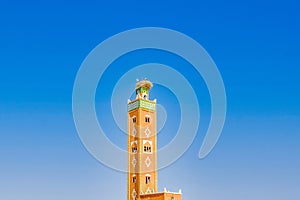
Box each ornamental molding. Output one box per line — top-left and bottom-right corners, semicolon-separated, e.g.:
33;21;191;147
128;100;156;112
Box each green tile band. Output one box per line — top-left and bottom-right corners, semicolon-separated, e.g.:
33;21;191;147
128;100;156;112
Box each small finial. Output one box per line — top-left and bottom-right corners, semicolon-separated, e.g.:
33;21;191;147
136;78;139;82
164;187;167;192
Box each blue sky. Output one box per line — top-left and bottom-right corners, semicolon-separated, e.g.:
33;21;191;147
0;0;300;199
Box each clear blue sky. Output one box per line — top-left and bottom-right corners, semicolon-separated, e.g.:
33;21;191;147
0;0;300;199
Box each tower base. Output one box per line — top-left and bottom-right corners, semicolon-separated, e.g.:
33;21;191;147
140;191;182;200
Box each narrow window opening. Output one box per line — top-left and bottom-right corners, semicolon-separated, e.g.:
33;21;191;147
143;141;152;153
145;117;150;123
132;177;136;183
132;146;137;153
146;176;151;184
132;117;136;123
144;146;151;153
131;141;138;153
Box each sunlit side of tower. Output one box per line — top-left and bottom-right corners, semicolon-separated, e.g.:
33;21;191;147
127;79;182;200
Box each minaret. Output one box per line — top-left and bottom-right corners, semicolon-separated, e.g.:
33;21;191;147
127;79;157;200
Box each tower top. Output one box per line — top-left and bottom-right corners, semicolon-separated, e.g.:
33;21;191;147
135;79;153;100
135;78;153;90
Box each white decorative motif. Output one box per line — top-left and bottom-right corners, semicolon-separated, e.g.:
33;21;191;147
132;127;137;136
145;156;151;168
146;187;152;194
132;189;137;200
131;140;138;146
132;157;137;168
144;127;151;137
140;190;144;195
143;140;152;146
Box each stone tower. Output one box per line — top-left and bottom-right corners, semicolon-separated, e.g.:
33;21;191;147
127;79;157;200
127;79;182;200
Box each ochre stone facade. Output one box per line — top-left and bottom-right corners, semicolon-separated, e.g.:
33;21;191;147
127;80;182;200
140;192;182;200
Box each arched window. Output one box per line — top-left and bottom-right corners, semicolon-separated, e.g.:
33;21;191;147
132;145;138;153
145;175;151;184
144;145;151;153
132;174;137;183
131;141;138;153
143;140;152;153
132;116;136;123
145;116;150;123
